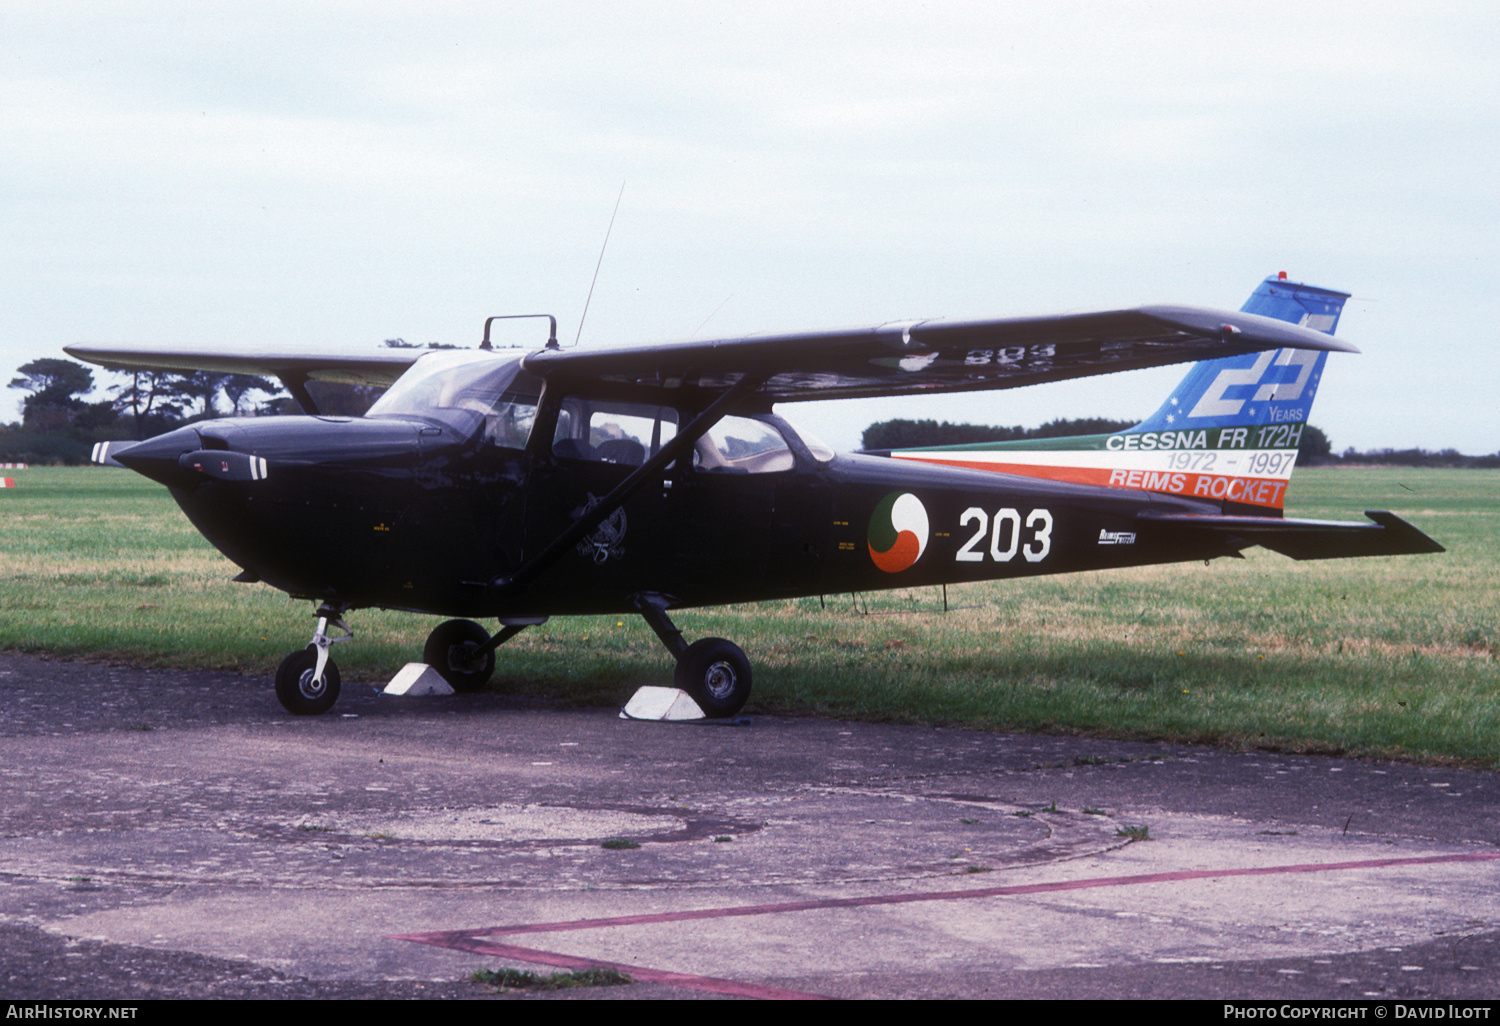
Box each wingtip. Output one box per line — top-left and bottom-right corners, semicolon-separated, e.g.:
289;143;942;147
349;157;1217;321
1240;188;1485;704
1143;305;1360;354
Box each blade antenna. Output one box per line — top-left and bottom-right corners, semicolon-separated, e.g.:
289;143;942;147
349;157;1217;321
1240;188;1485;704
574;180;625;347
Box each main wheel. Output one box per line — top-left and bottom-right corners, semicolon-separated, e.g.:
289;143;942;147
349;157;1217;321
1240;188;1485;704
674;637;752;718
275;647;341;715
423;618;496;692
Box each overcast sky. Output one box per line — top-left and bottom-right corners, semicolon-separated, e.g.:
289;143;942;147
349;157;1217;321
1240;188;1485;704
4;2;1496;454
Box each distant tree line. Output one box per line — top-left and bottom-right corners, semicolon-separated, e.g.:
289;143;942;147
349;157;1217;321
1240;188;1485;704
861;417;1136;450
1329;447;1500;468
2;358;267;463
1;339;460;463
1;357;384;465
861;417;1498;468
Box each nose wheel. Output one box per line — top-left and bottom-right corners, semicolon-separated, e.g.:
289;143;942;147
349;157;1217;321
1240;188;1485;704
275;647;342;715
274;605;351;715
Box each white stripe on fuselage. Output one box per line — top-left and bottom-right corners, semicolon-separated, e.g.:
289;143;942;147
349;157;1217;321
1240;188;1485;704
891;448;1298;480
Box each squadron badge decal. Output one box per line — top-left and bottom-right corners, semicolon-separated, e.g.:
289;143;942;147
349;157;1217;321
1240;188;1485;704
868;491;929;573
574;493;627;563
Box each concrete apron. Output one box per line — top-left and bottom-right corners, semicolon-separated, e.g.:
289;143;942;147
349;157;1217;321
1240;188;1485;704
0;655;1496;998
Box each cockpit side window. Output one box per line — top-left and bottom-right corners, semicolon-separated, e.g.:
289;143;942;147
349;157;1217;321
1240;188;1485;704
484;392;538;449
552;398;679;466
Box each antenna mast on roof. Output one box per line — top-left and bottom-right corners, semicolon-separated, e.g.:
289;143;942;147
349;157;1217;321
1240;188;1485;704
574;180;626;347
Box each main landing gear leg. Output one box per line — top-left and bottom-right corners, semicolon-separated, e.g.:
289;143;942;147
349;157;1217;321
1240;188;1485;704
634;594;752;718
275;603;352;715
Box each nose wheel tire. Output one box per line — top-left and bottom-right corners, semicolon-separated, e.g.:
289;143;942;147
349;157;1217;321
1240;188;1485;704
423;619;496;692
275;647;342;715
674;637;751;718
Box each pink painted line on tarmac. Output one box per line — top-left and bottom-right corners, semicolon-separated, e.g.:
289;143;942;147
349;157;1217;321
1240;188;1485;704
408;851;1500;939
394;851;1500;999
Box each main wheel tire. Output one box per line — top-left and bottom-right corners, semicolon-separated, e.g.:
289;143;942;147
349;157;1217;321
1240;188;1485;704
674;637;752;718
423;618;496;692
275;647;341;715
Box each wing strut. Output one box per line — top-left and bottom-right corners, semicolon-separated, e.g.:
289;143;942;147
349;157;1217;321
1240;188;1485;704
280;372;320;416
489;371;769;596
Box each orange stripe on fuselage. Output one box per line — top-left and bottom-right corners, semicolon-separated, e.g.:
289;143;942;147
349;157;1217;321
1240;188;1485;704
893;456;1287;509
893;456;1114;486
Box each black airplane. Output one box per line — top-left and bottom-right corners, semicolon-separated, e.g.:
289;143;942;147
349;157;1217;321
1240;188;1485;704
67;274;1442;717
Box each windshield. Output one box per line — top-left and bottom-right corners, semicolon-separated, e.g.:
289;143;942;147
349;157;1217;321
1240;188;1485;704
366;350;541;442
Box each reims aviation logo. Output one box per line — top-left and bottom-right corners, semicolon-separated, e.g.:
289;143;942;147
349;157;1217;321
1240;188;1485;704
868;492;930;573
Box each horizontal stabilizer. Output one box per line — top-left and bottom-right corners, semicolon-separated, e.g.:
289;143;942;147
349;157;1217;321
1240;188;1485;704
1139;510;1445;560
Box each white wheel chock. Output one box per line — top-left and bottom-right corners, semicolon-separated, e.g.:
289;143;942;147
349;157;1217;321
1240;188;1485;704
619;686;708;721
384;663;455;697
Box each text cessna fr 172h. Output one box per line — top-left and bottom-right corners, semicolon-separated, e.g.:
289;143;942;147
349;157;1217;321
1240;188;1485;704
68;273;1442;717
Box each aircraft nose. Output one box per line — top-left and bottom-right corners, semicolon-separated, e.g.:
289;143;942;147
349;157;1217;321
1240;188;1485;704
113;426;203;488
114;425;274;488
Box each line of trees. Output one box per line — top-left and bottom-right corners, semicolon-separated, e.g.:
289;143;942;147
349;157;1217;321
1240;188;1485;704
3;358;287;464
862;417;1136;450
1328;447;1500;468
2;341;443;464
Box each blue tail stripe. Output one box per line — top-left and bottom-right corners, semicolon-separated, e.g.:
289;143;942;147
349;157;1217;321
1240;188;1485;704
1239;276;1350;333
1129;276;1348;434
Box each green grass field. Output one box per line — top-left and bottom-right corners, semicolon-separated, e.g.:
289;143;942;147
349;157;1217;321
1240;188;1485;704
1;465;1495;766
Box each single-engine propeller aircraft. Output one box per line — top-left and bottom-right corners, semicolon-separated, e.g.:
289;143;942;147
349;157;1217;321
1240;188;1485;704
67;273;1442;717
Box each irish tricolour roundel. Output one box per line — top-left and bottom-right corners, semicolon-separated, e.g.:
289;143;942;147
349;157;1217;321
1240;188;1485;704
868;492;929;573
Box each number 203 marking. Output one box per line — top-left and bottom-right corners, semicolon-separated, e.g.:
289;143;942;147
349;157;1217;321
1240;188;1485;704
956;507;1053;563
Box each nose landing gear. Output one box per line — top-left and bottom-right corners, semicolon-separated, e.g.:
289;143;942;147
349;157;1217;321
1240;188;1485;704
274;604;352;715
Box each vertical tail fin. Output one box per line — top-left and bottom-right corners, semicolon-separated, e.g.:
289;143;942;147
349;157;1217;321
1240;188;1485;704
1130;274;1347;435
888;274;1351;514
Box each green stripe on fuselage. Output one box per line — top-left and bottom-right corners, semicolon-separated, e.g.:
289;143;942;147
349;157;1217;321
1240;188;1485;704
898;423;1306;455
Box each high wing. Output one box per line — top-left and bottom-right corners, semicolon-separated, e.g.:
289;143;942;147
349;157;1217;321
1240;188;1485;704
66;304;1353;409
61;344;422;387
62;344;425;415
523;305;1357;403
